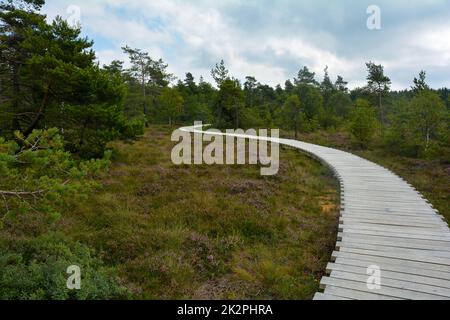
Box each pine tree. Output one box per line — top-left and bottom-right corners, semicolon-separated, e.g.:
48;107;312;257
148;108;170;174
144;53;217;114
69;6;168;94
366;62;391;125
412;70;430;94
335;75;348;93
211;59;229;87
295;66;318;86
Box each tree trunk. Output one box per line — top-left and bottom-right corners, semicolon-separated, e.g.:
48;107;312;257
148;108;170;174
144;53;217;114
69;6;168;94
142;74;147;116
24;85;50;136
78;120;88;150
11;63;22;132
217;102;223;127
379;91;384;125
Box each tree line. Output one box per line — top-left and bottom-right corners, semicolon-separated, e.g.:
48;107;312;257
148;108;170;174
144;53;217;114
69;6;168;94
2;0;449;162
111;46;449;160
118;55;448;158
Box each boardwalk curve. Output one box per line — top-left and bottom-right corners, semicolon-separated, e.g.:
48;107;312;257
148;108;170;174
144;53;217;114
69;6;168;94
180;125;450;300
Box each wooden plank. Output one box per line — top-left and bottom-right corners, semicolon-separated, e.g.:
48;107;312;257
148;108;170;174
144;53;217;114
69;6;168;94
342;205;436;215
340;217;447;228
327;263;450;289
320;277;448;300
341;213;445;223
336;239;450;255
323;286;397;300
334;257;450;281
343;197;427;204
340;220;446;230
342;195;426;202
338;233;450;249
342;207;438;216
329;270;450;297
342;210;442;219
343;187;418;193
336;242;450;259
343;198;430;205
332;251;450;273
343;204;434;213
340;229;450;242
338;247;450;266
339;224;450;237
313;293;351;301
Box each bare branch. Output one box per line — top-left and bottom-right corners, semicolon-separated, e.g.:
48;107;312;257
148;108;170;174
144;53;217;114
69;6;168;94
0;190;44;197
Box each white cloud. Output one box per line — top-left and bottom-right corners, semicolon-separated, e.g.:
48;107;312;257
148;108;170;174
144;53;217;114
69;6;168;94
413;25;450;65
42;0;450;89
265;37;364;85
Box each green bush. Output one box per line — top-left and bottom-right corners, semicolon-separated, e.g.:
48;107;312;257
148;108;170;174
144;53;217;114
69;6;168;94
0;234;128;300
240;107;266;128
121;116;146;139
62;104;125;159
349;99;378;148
384;90;448;158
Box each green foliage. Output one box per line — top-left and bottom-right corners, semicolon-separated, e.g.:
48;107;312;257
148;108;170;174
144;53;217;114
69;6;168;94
175;74;215;124
158;87;184;126
335;75;348;93
412;70;430;93
62;104;121;158
295;66;318;86
240;107;266;128
281;95;302;138
365;61;391;124
0;3;139;158
329;91;352;119
214;79;245;128
384;98;419;156
121;46;173;118
0;128;111;221
320;91;352;129
211;59;229;87
0;234;127;300
121;116;146;139
385;90;448;157
299;85;324;121
366;62;391;92
186;100;214;124
320;66;335;112
411;90;447;147
349;99;378;148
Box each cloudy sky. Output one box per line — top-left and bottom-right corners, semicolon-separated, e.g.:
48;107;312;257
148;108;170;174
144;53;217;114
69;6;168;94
42;0;450;90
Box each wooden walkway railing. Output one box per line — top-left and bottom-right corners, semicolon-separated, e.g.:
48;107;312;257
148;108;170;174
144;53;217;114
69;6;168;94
180;125;450;300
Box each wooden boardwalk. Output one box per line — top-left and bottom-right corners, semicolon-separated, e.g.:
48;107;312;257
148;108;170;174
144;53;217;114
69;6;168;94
180;125;450;300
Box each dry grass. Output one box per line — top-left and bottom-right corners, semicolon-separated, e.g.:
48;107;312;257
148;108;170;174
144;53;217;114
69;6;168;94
60;125;340;299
